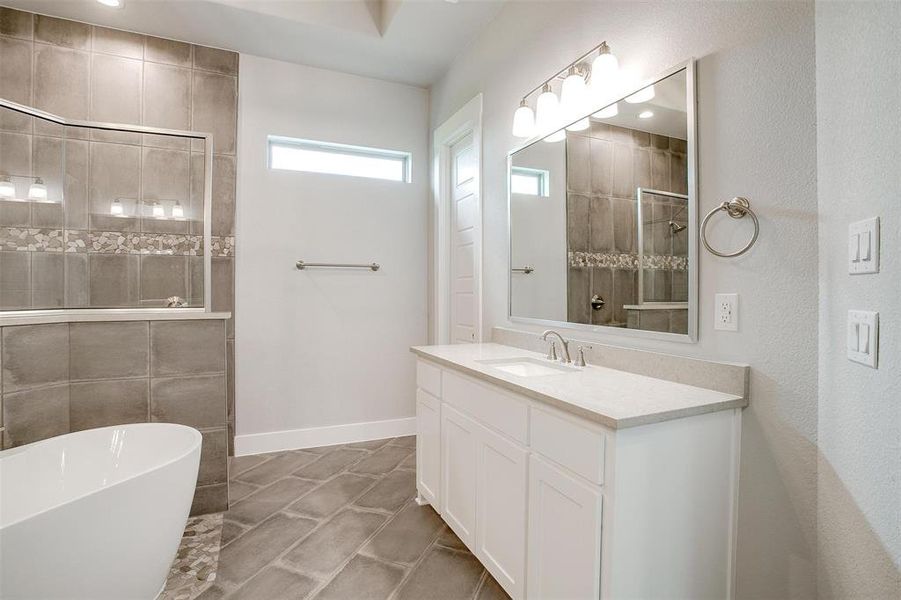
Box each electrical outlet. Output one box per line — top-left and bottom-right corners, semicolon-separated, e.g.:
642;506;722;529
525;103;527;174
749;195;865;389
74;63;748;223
714;293;739;331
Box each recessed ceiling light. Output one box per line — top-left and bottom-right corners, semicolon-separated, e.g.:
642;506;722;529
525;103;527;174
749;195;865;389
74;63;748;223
638;110;654;119
96;0;123;7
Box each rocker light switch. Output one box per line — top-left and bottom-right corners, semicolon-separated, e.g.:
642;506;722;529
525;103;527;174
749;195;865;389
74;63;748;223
847;310;878;368
849;218;879;274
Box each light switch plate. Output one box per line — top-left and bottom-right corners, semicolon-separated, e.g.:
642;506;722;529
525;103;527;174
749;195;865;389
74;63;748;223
714;293;739;331
849;217;880;274
847;310;878;368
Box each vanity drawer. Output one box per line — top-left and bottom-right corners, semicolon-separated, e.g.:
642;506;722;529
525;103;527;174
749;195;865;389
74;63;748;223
417;360;442;398
442;370;528;444
530;407;605;485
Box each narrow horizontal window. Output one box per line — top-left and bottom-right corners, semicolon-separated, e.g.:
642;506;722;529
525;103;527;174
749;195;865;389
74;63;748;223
511;167;549;197
268;136;411;183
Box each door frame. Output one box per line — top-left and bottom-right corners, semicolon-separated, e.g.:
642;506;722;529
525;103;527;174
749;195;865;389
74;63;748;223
431;94;484;344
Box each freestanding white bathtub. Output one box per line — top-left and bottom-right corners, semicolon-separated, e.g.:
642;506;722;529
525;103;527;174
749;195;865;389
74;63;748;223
0;423;202;600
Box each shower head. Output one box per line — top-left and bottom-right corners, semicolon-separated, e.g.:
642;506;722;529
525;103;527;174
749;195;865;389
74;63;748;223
669;221;687;234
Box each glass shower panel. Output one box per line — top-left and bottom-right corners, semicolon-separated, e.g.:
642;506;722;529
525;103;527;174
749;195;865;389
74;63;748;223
638;189;689;303
0;101;208;311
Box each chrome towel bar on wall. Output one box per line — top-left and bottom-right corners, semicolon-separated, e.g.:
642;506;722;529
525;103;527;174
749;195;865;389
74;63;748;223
512;266;535;274
295;260;380;271
700;197;760;258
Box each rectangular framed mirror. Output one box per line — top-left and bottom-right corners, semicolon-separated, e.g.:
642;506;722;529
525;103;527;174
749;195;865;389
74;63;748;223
508;60;697;341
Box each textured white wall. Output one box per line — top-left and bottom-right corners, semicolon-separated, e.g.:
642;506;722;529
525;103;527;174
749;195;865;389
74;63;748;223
816;2;901;597
235;55;429;438
430;2;819;597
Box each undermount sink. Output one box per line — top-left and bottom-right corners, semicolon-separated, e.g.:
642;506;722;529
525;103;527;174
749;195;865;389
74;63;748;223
476;357;579;377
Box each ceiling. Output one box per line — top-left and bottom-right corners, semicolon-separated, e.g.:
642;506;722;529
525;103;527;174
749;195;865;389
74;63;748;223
3;0;507;86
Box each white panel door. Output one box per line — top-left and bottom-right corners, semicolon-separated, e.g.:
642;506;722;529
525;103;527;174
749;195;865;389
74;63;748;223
476;425;528;600
416;389;441;506
450;134;478;343
441;404;479;549
527;455;603;600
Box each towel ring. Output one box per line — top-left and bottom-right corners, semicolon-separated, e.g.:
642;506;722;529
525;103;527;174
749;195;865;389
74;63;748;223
700;197;759;258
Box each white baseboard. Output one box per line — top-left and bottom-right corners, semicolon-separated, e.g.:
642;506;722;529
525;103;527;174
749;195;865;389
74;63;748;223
234;416;416;456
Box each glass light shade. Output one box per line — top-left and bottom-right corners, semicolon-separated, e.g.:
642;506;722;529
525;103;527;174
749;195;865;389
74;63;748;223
592;102;618;119
535;88;560;133
512;103;535;138
591;51;619;83
625;84;655;104
152;202;165;218
0;178;14;199
28;179;48;201
110;199;124;215
543;129;566;143
560;72;589;122
172;202;185;219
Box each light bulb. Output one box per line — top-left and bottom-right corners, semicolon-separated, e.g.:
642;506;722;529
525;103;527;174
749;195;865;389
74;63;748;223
535;84;560;133
172;201;185;219
543;129;566;143
152;202;165;218
110;199;124;215
638;110;654;119
560;68;589;125
512;99;535;138
0;176;14;199
593;102;618;119
625;84;655;104
591;43;619;83
28;178;48;201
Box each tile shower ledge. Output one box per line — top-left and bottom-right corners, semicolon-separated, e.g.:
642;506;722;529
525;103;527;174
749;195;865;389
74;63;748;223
0;309;232;327
622;303;689;311
411;343;747;429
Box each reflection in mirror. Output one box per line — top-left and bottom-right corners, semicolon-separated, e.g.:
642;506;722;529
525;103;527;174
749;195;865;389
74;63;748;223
509;66;694;337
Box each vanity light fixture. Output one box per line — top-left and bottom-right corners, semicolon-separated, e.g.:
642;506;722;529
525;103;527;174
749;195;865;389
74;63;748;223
593;102;618;119
0;175;14;199
171;201;185;219
110;198;124;215
27;177;48;201
511;41;620;139
638;110;654;119
512;99;535;138
152;202;165;218
625;84;655;104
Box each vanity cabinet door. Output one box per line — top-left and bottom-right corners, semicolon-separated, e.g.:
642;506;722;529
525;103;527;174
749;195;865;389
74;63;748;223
441;404;479;550
416;389;441;506
476;425;527;600
527;455;603;600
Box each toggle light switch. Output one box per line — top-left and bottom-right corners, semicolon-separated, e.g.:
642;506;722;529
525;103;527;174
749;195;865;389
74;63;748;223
847;310;878;368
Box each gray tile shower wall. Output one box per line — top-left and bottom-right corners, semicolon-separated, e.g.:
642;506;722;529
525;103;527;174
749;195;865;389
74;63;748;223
0;7;238;454
0;319;229;515
565;123;687;326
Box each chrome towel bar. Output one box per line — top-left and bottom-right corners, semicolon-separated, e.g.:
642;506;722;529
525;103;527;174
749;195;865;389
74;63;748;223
296;260;380;271
512;265;535;274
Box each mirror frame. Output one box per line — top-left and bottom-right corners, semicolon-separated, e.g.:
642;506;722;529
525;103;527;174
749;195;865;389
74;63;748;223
506;59;698;342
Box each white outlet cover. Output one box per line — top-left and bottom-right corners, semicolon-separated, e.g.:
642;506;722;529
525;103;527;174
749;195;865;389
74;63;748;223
848;310;878;368
849;217;880;274
714;293;739;332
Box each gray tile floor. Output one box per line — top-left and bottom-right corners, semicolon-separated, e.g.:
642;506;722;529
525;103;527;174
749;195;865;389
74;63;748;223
198;437;510;600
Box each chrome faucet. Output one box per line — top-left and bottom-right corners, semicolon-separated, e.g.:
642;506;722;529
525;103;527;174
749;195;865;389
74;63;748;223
540;330;571;363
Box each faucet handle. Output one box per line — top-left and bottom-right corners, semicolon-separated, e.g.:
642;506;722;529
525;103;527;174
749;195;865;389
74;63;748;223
546;340;558;361
574;345;592;367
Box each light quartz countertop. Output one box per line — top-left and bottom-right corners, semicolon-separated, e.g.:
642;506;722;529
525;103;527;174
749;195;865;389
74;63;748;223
411;343;747;429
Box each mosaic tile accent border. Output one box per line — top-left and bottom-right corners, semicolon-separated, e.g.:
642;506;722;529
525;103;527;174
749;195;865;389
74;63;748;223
568;251;688;271
0;228;235;257
161;513;223;600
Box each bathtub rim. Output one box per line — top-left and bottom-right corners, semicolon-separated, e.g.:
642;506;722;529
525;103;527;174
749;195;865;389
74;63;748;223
0;423;202;531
